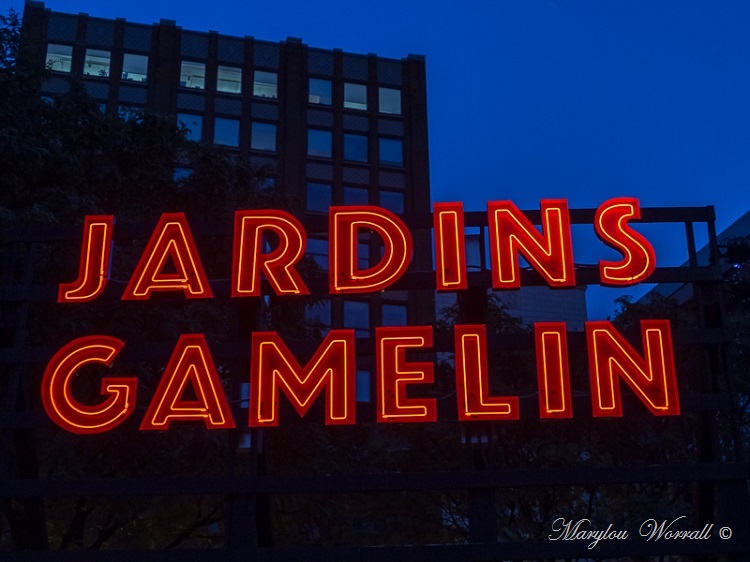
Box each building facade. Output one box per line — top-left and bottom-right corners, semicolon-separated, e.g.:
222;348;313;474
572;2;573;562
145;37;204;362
22;0;434;368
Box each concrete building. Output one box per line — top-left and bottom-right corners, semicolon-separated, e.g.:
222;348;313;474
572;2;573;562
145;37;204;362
22;0;434;357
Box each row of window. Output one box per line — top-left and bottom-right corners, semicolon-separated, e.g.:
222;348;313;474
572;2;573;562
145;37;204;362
45;44;401;114
47;44;148;82
305;300;408;337
308;129;403;166
177;113;275;150
307;184;405;215
178;113;403;165
180;62;400;113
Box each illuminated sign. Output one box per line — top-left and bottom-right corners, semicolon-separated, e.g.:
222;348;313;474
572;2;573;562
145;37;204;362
45;198;680;434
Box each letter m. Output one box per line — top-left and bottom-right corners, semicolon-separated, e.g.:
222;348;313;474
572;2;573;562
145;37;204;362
587;320;680;416
249;330;355;427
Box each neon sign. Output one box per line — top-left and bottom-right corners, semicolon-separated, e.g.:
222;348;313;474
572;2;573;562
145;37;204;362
45;197;680;434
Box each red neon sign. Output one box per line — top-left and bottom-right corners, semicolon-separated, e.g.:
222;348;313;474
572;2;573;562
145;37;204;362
58;215;114;303
488;199;575;289
122;212;213;300
232;210;310;297
140;334;235;430
42;320;681;432
44;197;681;432
41;335;136;434
329;205;413;294
377;326;436;423
595;197;656;286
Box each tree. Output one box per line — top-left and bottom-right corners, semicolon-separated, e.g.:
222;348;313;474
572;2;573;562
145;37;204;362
0;9;316;550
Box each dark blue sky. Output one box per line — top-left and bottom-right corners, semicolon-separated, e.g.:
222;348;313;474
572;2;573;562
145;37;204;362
14;0;750;318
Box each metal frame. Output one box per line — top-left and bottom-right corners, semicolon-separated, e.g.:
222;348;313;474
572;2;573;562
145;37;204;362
2;205;749;559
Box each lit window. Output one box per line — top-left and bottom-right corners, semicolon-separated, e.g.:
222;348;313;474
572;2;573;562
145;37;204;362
343;186;368;206
122;53;148;82
380;190;405;214
307;182;331;213
251;122;276;151
379;138;403;166
253;71;277;98
344;133;368;162
344;301;370;337
177;113;203;142
309;78;332;105
83;49;111;78
308;129;332;158
382;304;407;326
180;61;205;89
379;87;401;115
217;66;242;94
306;237;328;270
344;83;367;110
46;44;72;73
214;117;239;147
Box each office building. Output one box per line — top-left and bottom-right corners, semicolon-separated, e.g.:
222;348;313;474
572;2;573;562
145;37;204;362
22;1;434;368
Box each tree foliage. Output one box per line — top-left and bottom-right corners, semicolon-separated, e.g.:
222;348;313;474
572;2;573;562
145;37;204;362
0;9;289;551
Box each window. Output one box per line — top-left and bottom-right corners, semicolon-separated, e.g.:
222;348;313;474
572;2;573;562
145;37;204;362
177;113;203;142
46;44;72;73
344;83;367;110
173;168;192;181
380;190;405;214
308;129;332;158
118;105;142;121
306;237;328;270
344;301;370;337
356;370;371;402
357;234;370;270
180;61;205;89
214;117;239;147
251;122;276;151
379;87;401;115
343;186;368;206
83;49;111;77
465;233;484;269
382;304;407;326
305;300;331;330
344;133;368;162
309;78;332;105
379;138;403;166
253;71;277;98
259;177;276;190
122;54;148;82
217;66;242;94
307;182;331;213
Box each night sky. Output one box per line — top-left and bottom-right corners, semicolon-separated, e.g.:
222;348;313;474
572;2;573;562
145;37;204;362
12;0;750;318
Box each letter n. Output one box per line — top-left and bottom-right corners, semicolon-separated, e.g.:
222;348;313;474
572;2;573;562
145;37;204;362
488;199;575;288
250;330;355;426
587;320;680;416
